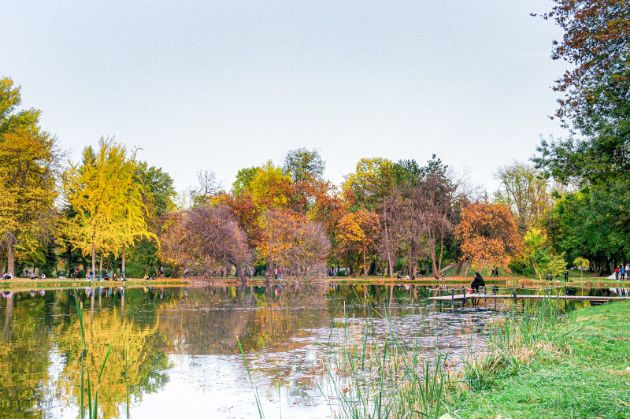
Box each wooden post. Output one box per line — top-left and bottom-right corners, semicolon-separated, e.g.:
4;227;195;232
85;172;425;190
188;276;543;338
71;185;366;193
512;289;517;305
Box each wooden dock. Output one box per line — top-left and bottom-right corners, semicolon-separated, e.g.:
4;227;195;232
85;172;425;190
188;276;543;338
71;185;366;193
429;293;630;302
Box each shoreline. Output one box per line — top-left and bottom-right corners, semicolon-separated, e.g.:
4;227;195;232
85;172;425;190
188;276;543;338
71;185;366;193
0;275;624;293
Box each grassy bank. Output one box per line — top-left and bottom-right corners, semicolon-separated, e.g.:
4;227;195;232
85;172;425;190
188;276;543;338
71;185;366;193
0;277;189;291
320;301;629;418
449;301;630;418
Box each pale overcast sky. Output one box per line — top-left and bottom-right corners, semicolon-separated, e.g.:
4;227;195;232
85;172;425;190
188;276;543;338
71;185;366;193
1;0;566;193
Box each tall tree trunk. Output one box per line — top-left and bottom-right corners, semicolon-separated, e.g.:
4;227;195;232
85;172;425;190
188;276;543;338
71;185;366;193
67;246;72;278
91;241;96;281
455;259;465;276
7;243;15;276
430;241;438;278
363;251;367;278
121;245;126;278
99;253;103;274
383;204;394;278
437;225;446;275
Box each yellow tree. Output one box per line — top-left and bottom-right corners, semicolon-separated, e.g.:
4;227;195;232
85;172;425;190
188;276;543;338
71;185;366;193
64;139;150;277
0;77;58;275
249;161;293;209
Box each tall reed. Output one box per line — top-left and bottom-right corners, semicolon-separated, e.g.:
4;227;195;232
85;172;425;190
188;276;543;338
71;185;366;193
320;308;448;418
463;298;573;390
237;338;265;419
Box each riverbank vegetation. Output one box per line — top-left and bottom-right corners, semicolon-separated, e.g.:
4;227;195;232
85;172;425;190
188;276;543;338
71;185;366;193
451;301;630;418
0;0;627;281
319;301;629;418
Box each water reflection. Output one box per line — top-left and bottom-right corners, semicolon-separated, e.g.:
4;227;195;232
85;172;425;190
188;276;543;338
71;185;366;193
0;284;571;418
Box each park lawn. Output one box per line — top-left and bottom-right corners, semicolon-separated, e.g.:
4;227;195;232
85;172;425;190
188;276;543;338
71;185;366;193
448;302;630;418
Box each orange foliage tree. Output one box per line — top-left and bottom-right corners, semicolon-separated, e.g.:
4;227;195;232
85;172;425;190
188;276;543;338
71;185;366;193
336;209;380;276
455;202;522;271
259;208;330;277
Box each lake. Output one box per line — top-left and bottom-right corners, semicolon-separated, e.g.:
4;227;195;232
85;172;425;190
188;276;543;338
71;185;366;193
0;283;593;418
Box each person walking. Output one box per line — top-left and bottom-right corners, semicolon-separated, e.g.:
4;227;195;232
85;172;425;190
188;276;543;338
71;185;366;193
621;265;626;281
614;266;620;281
564;270;569;282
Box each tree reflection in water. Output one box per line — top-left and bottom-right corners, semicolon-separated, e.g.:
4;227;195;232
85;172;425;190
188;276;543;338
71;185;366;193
0;284;496;418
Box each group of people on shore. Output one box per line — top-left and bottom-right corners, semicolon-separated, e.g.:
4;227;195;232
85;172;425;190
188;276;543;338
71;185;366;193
614;264;628;281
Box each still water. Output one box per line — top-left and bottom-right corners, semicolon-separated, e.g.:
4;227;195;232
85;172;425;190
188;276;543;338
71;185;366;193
1;284;504;418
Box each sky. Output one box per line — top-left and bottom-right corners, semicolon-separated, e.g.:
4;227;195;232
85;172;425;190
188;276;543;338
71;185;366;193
1;0;567;194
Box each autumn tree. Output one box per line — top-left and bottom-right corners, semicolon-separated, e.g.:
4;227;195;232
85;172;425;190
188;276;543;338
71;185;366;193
337;209;380;276
418;156;459;277
343;158;400;276
249;161;293;209
160;204;251;279
573;256;589;277
63;139;150;277
259;208;330;277
385;187;426;277
190;169;221;207
455;202;522;271
534;0;629;132
0;77;58;275
379;156;460;278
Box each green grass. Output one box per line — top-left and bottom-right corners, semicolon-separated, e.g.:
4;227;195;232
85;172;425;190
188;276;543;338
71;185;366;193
448;302;630;418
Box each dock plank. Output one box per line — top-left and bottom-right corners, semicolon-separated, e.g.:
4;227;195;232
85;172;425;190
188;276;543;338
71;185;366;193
428;293;630;302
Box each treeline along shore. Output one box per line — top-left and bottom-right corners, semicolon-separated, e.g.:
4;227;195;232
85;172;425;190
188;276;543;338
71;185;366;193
1;0;628;282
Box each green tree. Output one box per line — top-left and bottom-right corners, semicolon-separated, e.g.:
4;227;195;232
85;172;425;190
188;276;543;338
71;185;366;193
342;158;398;211
544;184;629;272
534;1;630;273
282;148;325;182
232;166;261;196
125;162;176;277
495;163;551;234
522;228;566;280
